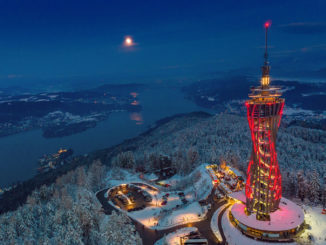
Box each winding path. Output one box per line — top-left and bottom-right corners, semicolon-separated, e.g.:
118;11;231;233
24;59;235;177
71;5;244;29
217;204;231;243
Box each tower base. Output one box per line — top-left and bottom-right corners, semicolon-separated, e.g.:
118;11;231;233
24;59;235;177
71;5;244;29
229;198;305;241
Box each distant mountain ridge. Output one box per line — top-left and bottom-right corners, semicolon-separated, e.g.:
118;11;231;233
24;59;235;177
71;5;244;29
182;76;326;112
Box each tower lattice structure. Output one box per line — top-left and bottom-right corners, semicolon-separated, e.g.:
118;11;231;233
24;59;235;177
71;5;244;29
245;22;285;221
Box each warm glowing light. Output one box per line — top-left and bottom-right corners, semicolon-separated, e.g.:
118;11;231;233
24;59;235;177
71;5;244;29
261;76;270;86
265;21;271;28
124;36;133;46
245;100;284;218
130;112;143;125
131;100;140;106
130;92;138;98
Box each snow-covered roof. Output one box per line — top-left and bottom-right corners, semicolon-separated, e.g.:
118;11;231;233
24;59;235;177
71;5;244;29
145;173;158;181
222;206;297;245
229;190;246;203
231;197;304;232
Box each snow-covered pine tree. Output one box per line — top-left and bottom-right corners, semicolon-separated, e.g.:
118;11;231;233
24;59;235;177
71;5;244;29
283;171;297;198
102;211;142;245
322;183;326;209
309;169;320;204
297;171;306;202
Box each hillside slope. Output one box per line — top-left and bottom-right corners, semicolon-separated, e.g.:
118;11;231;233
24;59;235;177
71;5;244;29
1;111;325;214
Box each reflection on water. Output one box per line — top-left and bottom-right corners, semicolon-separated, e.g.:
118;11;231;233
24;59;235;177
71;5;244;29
0;86;211;187
130;112;143;125
130;92;138;98
131;100;140;106
130;91;142;123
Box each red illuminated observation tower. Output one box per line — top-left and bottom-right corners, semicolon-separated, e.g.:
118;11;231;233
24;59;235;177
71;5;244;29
245;22;284;221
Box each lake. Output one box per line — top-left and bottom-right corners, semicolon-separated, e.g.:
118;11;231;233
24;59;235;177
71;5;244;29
0;85;211;187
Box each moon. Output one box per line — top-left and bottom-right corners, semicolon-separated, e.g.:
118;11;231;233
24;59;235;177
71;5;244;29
124;36;133;46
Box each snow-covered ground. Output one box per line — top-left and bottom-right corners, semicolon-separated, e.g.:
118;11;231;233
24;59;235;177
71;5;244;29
210;204;228;242
284;107;315;116
158;202;207;228
143;172;159;181
283;106;326;120
188;164;213;201
105;164;213;230
128;201;206;230
106;169;144;187
222;207;297;245
154;227;198;245
298;205;326;245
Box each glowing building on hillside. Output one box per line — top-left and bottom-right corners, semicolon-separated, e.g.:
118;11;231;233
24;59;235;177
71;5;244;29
244;21;284;221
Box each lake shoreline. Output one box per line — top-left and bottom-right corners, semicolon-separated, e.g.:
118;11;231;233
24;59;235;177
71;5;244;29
0;111;212;214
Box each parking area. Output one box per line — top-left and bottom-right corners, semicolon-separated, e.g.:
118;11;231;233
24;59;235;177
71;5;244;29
107;183;154;212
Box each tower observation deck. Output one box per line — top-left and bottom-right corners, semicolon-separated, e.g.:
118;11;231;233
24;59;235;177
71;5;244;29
245;22;285;221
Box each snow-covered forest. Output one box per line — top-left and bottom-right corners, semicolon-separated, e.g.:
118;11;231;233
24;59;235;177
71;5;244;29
0;160;142;245
0;112;325;244
110;113;326;206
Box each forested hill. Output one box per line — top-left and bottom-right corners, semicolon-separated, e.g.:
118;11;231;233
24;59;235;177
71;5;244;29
1;110;325;215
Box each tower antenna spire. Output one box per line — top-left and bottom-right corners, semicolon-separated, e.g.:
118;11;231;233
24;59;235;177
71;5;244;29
264;21;269;66
261;21;271;88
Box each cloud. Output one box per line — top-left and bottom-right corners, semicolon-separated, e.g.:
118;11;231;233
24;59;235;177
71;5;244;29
7;74;23;79
279;22;326;34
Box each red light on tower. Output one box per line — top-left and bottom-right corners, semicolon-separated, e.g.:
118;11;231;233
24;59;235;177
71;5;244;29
264;20;271;28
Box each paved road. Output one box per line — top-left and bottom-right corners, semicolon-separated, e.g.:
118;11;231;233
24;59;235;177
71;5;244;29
217;204;231;243
97;188;229;245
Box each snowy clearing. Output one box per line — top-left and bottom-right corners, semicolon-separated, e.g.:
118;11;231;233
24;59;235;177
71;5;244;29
158;202;207;228
298;205;326;245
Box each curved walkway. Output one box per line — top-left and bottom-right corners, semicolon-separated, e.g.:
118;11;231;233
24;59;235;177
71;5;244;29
217;204;231;244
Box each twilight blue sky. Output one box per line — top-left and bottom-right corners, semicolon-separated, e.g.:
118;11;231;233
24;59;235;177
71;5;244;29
0;0;326;89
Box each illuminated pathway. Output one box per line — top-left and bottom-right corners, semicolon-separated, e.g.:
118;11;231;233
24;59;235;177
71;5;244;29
217;204;231;243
